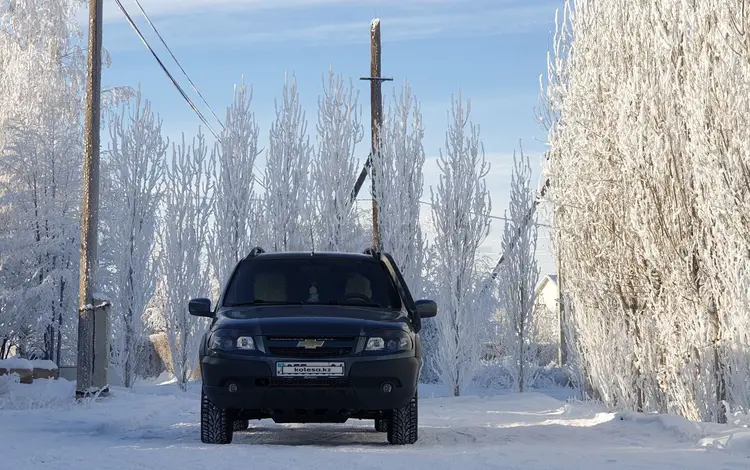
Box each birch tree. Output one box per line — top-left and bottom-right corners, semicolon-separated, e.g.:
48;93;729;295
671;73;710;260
160;130;214;390
430;93;491;396
264;74;312;251
210;77;261;288
498;149;540;392
372;81;427;296
311;67;365;252
102;88;168;387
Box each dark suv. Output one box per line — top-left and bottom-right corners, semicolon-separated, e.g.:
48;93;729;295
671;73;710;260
189;247;437;445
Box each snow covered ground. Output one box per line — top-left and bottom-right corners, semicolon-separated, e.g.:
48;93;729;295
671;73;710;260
1;376;750;470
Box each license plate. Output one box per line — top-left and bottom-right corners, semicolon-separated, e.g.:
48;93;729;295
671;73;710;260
276;362;345;377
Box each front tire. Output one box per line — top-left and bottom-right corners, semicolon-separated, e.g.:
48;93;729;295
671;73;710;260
387;393;418;445
201;389;234;444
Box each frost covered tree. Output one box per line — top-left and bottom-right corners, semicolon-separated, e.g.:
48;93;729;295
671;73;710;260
159;131;214;390
210;77;262;288
372;81;427;296
542;0;750;422
0;0;85;144
264;74;313;251
102;88;168;388
498;148;540;392
311;67;366;252
0;91;82;363
430;93;492;396
0;0;85;364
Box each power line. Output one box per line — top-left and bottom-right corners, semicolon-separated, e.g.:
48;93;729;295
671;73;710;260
416;200;552;227
357;151;555;290
131;0;224;131
482;172;552;292
112;0;220;138
354;198;553;227
114;0;268;191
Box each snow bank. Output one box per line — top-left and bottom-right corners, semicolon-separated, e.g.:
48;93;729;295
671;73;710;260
0;375;76;410
139;370;177;386
617;411;750;457
616;411;705;440
700;429;750;454
0;356;33;370
31;359;58;371
418;380;579;403
468;359;576;391
730;409;750;427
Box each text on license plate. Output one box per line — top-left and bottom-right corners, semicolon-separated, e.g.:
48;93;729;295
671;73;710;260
276;362;345;377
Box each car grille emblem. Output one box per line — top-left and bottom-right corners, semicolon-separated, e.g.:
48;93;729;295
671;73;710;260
297;339;326;349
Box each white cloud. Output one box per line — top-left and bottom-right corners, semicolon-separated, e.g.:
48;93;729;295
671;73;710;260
101;0;557;50
233;8;549;45
103;0;481;22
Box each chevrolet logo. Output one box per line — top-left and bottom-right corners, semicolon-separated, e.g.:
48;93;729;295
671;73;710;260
297;339;326;349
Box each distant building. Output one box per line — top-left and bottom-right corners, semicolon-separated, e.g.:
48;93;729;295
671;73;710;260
533;274;560;364
481;273;560;362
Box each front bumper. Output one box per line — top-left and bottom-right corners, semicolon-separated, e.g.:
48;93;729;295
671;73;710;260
201;353;419;412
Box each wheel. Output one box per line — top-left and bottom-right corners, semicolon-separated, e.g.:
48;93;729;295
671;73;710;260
201;389;234;444
387;393;418;445
233;419;249;431
374;417;388;432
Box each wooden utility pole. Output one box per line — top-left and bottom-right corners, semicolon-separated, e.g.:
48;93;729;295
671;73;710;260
76;0;104;397
360;18;392;250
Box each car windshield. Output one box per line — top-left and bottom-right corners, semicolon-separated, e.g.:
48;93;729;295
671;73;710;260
222;256;403;309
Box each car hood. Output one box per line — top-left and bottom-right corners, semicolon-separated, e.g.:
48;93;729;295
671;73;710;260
213;305;410;337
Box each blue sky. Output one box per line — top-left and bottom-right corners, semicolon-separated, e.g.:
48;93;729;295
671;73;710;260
91;0;562;275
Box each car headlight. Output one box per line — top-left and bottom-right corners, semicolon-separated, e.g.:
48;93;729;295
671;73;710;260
209;330;256;351
365;330;413;353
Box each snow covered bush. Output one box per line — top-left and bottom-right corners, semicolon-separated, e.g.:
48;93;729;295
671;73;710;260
0;375;76;410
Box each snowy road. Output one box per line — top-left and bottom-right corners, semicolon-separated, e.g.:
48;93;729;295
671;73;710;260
1;380;749;470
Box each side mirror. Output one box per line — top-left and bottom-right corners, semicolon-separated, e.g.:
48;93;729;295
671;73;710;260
415;299;437;318
189;298;213;318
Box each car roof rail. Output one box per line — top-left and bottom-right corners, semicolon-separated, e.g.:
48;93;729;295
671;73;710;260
363;247;380;258
247;246;266;258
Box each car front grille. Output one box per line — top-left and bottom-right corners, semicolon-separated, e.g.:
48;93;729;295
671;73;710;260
268;346;352;357
266;336;356;342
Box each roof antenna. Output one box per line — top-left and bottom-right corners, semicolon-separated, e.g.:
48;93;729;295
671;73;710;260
309;224;315;255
